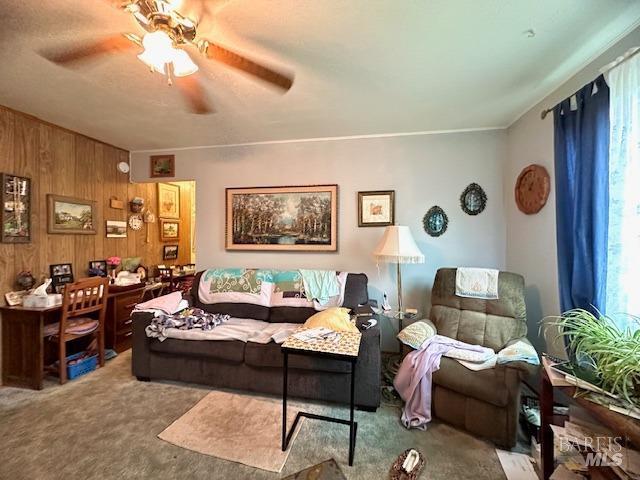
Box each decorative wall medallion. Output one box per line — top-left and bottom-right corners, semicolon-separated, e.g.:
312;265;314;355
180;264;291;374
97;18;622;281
423;206;448;237
460;183;487;216
515;164;550;214
128;214;143;231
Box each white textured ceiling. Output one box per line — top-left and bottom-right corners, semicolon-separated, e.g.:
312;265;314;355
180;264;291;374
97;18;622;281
1;0;639;150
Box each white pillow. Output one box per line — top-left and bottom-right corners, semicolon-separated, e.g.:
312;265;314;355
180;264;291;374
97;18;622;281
397;321;437;349
445;345;495;362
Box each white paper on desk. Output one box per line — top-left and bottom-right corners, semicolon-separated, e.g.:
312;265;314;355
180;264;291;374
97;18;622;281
495;449;538;480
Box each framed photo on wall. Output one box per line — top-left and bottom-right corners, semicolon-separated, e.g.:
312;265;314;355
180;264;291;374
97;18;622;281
1;173;31;243
157;183;180;219
47;194;97;235
150;155;175;178
225;184;338;252
160;219;180;241
163;244;179;260
358;190;395;227
106;220;127;238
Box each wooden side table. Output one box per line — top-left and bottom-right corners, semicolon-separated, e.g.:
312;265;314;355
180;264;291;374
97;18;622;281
0;305;60;389
281;328;362;466
540;357;640;479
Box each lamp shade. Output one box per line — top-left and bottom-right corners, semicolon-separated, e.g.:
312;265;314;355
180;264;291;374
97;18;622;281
373;225;424;264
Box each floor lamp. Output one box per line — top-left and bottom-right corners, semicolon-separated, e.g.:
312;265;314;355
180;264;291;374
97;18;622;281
373;225;425;320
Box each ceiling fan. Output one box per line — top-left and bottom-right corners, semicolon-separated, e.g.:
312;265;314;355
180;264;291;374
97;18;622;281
43;0;294;114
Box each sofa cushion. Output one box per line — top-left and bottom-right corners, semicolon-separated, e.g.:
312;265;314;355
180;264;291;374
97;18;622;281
433;357;514;407
343;273;369;310
244;342;351;374
149;338;246;363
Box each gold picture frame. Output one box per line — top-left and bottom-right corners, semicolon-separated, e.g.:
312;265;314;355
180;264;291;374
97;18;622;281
157;183;180;219
160;219;180;241
225;185;338;252
47;194;97;235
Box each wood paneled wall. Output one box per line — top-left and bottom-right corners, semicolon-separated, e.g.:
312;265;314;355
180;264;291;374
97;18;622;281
0;106;194;301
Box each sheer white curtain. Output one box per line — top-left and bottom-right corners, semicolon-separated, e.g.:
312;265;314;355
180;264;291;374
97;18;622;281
604;48;640;325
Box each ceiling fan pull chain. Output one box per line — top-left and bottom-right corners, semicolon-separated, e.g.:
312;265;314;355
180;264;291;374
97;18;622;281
166;62;174;86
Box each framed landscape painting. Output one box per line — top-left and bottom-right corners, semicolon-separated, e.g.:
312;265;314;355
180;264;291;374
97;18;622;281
2;173;31;243
150;155;175;178
160;219;180;241
47;195;96;235
226;185;338;251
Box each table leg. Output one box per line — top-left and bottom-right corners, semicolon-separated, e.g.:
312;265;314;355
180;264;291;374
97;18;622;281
349;358;356;466
540;368;554;479
282;351;288;451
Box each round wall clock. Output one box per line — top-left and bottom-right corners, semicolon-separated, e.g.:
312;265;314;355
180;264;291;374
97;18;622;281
423;206;449;237
128;214;144;231
515;164;550;214
460;183;487;216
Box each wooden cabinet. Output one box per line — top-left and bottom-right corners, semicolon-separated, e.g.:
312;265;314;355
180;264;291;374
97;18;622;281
105;284;145;353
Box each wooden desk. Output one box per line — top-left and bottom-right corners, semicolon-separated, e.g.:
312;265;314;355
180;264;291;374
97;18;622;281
540;357;640;479
0;305;60;389
1;283;145;389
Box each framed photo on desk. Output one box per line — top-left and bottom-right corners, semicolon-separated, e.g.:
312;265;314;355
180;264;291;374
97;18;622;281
50;263;74;293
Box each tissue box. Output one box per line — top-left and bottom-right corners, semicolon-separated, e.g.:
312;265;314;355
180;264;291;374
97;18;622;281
23;294;62;308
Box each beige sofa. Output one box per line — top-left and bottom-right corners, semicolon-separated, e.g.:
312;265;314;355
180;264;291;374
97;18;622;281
427;268;537;448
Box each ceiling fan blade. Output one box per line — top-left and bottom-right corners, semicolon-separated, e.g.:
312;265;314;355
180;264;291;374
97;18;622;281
42;34;139;65
174;75;214;114
202;41;293;91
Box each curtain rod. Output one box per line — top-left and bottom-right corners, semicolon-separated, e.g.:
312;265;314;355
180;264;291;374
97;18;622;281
540;46;640;120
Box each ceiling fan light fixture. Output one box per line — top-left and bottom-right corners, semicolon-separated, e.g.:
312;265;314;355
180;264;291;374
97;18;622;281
137;30;174;73
172;49;198;77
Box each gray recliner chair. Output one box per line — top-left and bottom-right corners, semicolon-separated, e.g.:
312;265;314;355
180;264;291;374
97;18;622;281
428;268;537;448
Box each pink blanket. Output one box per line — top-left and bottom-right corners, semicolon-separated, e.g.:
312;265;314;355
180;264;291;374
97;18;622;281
393;334;488;429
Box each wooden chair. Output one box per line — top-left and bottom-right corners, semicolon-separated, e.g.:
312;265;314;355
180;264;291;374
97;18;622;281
158;267;174;295
44;277;109;384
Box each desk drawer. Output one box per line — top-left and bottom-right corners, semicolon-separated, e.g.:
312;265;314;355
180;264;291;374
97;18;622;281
115;329;133;352
115;293;141;325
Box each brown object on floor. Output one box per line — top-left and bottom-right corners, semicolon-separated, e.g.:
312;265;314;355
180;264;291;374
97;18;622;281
389;449;425;480
283;459;347;480
45;277;109;384
157;390;305;473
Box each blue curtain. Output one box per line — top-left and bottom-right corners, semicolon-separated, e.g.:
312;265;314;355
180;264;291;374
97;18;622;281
553;75;610;314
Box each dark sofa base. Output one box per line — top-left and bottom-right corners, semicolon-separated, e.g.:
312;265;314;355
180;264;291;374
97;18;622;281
132;313;381;410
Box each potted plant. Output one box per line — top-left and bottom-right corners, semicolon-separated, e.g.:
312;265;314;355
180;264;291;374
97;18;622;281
545;309;640;406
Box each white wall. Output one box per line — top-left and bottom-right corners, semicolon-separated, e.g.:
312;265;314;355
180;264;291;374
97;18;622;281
505;26;640;356
131;130;507;350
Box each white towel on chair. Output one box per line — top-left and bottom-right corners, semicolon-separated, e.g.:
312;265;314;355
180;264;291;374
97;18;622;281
455;268;499;300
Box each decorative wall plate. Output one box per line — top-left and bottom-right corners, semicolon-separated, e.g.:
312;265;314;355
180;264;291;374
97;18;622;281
423;206;448;237
460;183;487;216
129;214;143;231
515;164;550;214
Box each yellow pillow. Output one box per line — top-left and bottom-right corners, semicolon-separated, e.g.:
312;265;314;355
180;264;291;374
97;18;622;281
303;307;358;333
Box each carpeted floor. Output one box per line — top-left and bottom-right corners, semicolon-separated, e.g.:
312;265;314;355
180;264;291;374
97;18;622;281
0;351;507;480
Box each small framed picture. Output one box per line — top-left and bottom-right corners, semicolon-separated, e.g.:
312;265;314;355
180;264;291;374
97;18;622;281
358;190;395;227
106;220;127;238
163;244;179;260
160;219;180;241
88;260;108;277
157;183;180;219
150;155;175;178
50;263;74;293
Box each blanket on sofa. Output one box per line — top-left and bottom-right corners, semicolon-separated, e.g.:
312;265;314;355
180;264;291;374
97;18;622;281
145;308;231;341
145;311;300;344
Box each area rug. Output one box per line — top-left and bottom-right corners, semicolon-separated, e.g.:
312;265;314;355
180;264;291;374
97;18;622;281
158;390;304;473
282;459;347;480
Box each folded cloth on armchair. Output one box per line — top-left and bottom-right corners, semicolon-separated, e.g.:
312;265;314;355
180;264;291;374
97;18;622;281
455;267;499;299
497;339;540;365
